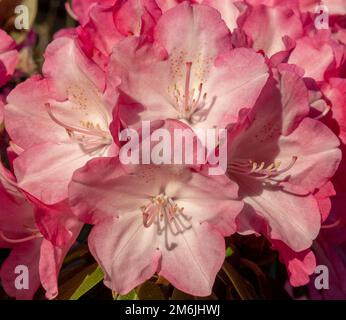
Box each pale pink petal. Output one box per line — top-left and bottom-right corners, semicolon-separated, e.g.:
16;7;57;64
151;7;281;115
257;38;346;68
88;216;161;294
5;76;67;149
322;0;346;15
39;221;82;300
288;34;336;82
239;181;321;251
114;0;161;37
42;37;111;119
13;142;101;205
158;220;226;296
241;4;303;57
70;158;161;224
203;0;241;31
276;118;341;191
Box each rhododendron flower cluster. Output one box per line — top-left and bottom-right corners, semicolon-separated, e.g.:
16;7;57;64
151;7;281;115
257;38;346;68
0;0;345;300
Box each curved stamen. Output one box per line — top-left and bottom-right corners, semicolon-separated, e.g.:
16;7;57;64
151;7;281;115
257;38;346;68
314;105;331;120
65;2;78;20
45;103;109;139
142;202;158;228
229;156;298;181
0;231;42;244
321;219;341;229
191;83;203;112
273;156;297;175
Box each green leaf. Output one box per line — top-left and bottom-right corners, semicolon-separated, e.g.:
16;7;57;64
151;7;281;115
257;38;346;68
69;265;104;300
116;290;138;300
225;246;233;257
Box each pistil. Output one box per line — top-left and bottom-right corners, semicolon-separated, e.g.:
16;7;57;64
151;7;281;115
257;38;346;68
172;62;207;121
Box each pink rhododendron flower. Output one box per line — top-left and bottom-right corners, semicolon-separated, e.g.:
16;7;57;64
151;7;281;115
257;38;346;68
0;0;344;300
0;162;82;299
0;29;18;87
111;2;269;133
69;159;243;296
228;65;341;254
4;36;119;205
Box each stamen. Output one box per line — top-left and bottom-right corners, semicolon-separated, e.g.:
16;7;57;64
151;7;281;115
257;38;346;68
0;230;42;244
65;2;78;20
141;194;185;229
273;156;297;175
45;103;108;139
229;156;298;181
314;105;331;120
321;219;341;229
191;83;203;112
